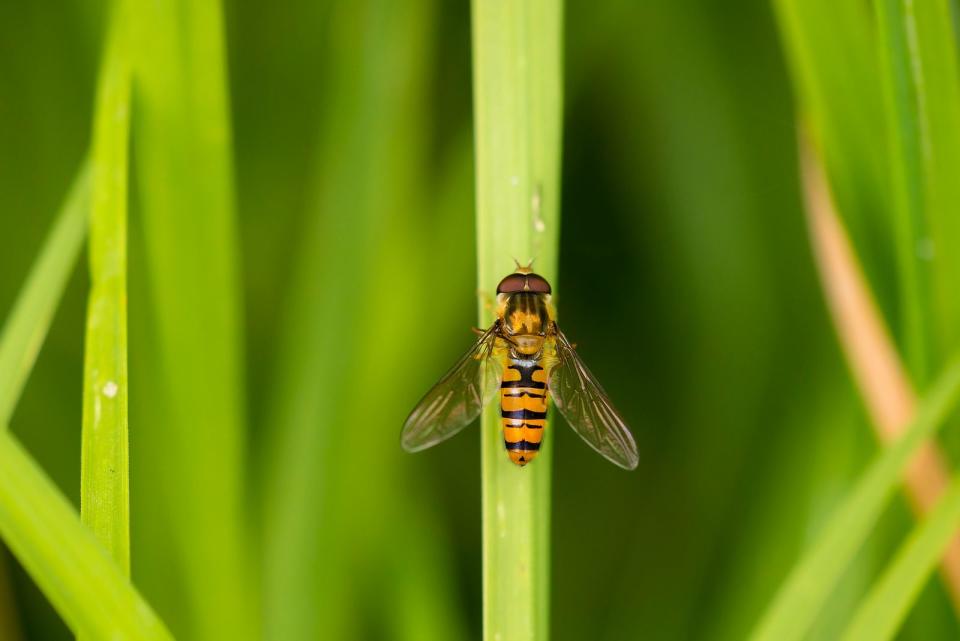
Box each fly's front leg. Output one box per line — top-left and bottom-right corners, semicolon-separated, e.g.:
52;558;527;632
473;318;503;339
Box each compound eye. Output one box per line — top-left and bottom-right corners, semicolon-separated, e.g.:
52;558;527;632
524;273;552;294
496;274;528;294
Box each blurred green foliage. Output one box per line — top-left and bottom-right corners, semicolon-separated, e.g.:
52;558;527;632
1;0;959;639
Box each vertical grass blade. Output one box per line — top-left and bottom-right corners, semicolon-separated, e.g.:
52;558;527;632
874;0;960;385
748;356;960;641
840;475;960;641
772;0;894;321
873;0;932;385
471;1;562;639
0;162;90;426
81;3;131;578
0;429;172;640
129;0;255;636
260;2;467;639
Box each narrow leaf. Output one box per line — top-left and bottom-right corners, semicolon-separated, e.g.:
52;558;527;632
0;429;171;640
841;475;960;641
749;355;960;641
81;2;131;576
0;162;90;425
873;0;960;385
873;0;933;385
129;0;256;635
472;1;562;639
772;0;892;309
259;2;467;639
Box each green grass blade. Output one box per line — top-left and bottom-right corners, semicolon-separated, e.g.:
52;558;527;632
0;429;171;640
841;475;960;641
81;3;131;577
909;0;960;372
0;161;90;425
260;2;465;639
0;155;90;641
748;355;960;641
874;0;960;383
873;0;933;386
772;0;894;321
129;0;255;636
471;1;562;639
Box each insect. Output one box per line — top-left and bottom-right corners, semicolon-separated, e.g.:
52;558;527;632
401;265;638;469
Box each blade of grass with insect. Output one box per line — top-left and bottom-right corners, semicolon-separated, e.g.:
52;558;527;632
841;475;960;641
128;0;256;636
748;355;960;641
0;161;90;426
80;0;131;580
471;1;562;639
0;429;171;640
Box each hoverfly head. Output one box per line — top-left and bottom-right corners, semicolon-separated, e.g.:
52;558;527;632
496;264;551;295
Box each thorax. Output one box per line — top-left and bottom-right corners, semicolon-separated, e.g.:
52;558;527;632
498;292;553;357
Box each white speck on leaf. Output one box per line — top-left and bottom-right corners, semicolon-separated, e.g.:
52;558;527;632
103;381;119;399
532;186;545;232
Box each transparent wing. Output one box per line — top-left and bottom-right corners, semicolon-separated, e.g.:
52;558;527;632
401;323;503;452
547;326;639;470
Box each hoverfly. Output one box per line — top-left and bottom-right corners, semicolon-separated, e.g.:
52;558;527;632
401;265;638;469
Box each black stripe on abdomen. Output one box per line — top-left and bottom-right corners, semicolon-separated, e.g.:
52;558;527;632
501;362;546;388
504;440;542;451
500;408;547;420
500;379;546;389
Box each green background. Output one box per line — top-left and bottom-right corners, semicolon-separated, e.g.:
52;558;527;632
0;0;955;639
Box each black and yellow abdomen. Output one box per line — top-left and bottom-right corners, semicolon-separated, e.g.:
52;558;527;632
500;359;548;466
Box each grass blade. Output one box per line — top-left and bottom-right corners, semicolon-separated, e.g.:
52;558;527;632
0;429;171;640
80;2;131;578
259;2;467;639
772;0;892;309
129;0;255;636
906;0;960;373
0;161;90;425
0;155;91;641
471;1;562;639
840;475;960;641
874;0;960;385
748;355;960;641
801;134;960;606
873;0;932;385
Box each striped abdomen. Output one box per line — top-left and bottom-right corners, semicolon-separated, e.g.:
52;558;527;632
500;359;548;466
